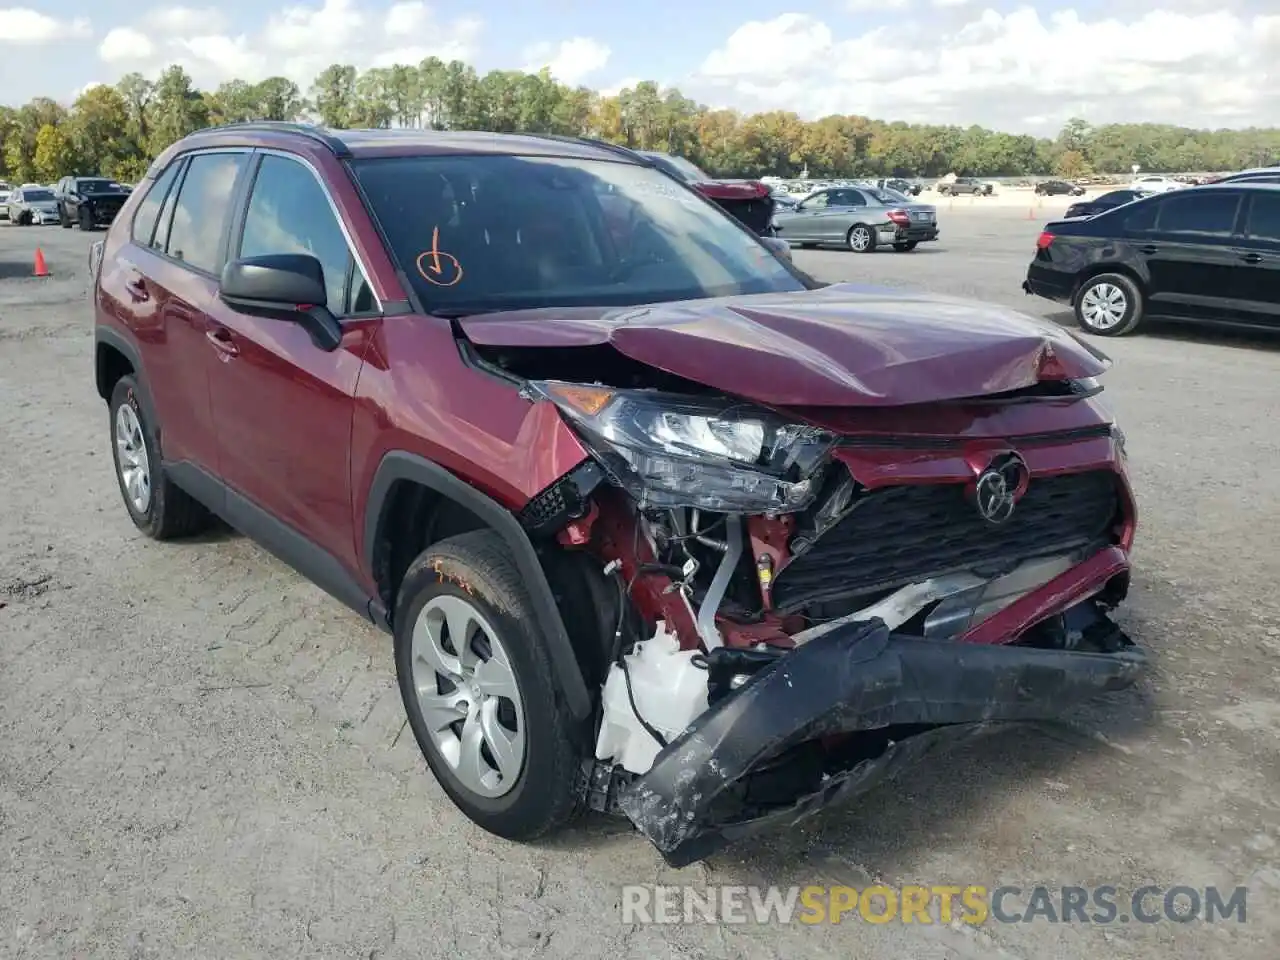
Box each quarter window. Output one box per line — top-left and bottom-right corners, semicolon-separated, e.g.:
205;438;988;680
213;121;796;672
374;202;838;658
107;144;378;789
238;154;353;315
1155;192;1240;235
164;152;248;273
131;161;183;248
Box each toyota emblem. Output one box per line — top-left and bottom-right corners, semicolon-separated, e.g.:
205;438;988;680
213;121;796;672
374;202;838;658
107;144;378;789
973;453;1029;524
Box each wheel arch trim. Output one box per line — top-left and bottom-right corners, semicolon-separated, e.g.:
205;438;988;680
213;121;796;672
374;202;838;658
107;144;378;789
363;451;593;720
95;327;157;425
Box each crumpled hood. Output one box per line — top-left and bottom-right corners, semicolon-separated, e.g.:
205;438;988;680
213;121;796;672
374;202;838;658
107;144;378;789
458;283;1111;407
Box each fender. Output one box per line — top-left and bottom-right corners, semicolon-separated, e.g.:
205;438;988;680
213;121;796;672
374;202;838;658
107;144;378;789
94;326;158;427
364;451;593;720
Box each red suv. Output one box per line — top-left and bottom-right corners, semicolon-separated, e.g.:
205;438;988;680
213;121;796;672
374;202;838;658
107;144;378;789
92;122;1144;867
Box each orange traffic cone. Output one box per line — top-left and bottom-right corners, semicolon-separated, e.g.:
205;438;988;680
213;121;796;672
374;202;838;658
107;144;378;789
1026;206;1036;220
33;248;49;277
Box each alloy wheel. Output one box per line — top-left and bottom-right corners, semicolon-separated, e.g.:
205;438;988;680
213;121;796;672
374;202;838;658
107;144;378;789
410;594;526;798
1080;282;1127;330
114;403;152;514
849;226;872;252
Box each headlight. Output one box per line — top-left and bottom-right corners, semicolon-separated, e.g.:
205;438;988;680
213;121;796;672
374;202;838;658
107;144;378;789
527;381;834;512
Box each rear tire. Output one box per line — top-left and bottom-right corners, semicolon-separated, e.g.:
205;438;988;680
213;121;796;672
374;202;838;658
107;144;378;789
108;376;212;539
395;530;586;842
1074;273;1144;337
847;224;876;253
892;241;918;252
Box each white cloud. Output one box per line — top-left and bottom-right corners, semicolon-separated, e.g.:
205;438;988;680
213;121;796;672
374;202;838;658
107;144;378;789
598;76;643;98
696;8;1280;131
99;27;156;63
846;0;911;10
0;8;90;44
94;0;483;93
931;0;971;8
522;37;611;86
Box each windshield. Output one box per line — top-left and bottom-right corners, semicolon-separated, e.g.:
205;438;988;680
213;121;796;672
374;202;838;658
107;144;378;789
79;179;120;193
24;189;54;201
353;155;806;314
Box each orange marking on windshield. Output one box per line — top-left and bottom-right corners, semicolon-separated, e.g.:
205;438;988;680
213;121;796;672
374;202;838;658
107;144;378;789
416;226;464;287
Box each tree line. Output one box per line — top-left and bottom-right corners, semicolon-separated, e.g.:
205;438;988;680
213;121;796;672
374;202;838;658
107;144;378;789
2;59;1278;187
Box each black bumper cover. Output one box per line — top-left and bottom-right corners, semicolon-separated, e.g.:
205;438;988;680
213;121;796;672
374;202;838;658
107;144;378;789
618;615;1145;867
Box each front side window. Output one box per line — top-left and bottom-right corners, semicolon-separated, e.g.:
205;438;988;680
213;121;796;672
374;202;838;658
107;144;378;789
164;152;247;273
238;155;353;315
352;154;806;315
1156;192;1240;235
1245;193;1280;243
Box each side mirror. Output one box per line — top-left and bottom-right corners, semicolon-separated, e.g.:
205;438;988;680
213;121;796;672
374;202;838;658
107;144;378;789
219;254;342;351
760;235;792;261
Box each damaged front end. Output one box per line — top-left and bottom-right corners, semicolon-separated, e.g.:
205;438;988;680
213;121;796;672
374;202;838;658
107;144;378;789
512;375;1144;866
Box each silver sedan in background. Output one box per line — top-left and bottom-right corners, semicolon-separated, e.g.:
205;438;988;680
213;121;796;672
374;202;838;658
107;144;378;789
772;186;940;253
6;185;60;225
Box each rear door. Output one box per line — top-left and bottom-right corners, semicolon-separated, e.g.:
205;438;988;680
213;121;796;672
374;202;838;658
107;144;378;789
1233;190;1280;329
206;150;378;570
116;150;252;480
1128;189;1246;323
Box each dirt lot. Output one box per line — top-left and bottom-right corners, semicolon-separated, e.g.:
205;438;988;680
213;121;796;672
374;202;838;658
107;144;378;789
2;214;1278;959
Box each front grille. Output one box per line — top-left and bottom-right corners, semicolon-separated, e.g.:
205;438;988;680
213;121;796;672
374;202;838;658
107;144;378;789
772;470;1120;612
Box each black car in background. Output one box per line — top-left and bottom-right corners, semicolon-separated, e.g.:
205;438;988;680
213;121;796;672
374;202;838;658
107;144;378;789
53;176;131;230
1035;179;1085;197
1064;189;1152;219
1024;184;1280;336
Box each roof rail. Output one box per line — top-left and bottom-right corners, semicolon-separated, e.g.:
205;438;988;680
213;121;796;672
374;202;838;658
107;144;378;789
522;133;653;165
201;121;351;158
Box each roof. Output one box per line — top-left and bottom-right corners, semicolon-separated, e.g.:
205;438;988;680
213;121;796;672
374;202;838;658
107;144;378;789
177;122;645;164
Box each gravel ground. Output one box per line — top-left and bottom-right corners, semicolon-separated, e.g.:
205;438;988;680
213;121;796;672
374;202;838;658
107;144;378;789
1;213;1278;959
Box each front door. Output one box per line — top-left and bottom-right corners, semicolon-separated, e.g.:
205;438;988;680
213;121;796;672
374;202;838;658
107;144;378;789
1233;190;1280;329
206;151;377;572
1135;189;1246;322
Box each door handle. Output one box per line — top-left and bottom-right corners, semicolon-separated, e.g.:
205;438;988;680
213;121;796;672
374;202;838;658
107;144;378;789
125;277;149;302
1239;253;1263;264
205;326;239;358
1138;245;1159;255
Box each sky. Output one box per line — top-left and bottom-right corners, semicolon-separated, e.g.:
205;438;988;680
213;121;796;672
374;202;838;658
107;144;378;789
2;0;1278;134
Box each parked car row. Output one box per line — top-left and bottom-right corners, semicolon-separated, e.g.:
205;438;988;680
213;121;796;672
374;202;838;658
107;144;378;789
3;175;132;228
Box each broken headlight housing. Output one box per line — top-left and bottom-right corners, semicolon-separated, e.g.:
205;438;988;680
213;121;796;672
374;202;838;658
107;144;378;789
527;381;834;512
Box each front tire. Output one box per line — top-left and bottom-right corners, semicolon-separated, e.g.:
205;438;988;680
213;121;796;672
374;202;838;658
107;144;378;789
78;206;93;231
848;224;875;253
59;206;72;228
108;376;212;539
395;530;586;842
1074;273;1144;336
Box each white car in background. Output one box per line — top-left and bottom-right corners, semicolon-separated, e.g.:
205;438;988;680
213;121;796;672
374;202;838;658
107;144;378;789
1129;175;1184;193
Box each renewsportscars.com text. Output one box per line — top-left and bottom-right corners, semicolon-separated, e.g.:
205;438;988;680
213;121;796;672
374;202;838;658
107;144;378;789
621;884;1248;925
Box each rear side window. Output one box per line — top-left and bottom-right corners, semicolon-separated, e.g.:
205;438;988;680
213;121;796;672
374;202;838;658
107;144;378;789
1245;193;1280;243
237;154;354;315
164;152;248;274
1155;192;1240;235
131;162;183;247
